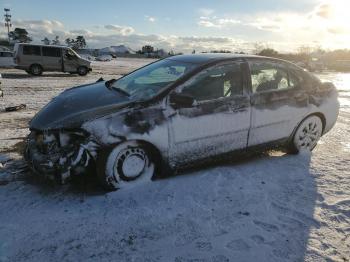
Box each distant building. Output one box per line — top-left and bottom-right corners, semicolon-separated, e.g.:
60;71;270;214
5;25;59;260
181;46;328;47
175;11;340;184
99;45;136;55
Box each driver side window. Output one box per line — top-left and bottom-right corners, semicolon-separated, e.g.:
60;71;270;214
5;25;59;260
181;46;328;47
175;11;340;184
181;62;243;102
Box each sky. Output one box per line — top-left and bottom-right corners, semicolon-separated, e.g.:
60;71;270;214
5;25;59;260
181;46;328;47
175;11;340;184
1;0;349;53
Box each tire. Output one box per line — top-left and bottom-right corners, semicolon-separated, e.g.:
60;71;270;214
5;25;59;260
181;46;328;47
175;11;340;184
29;64;43;76
97;141;156;190
288;115;323;153
77;66;88;76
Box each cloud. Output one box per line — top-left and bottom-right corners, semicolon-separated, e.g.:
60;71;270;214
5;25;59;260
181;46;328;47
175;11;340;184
198;17;241;28
145;15;156;22
7;19;69;42
198;8;215;16
6;20;246;52
6;2;350;55
104;24;135;35
315;3;333;19
198;20;218;28
69;29;92;35
195;0;350;50
12;19;64;34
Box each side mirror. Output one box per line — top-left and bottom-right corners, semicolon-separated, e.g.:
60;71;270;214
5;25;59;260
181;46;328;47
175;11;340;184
169;92;194;109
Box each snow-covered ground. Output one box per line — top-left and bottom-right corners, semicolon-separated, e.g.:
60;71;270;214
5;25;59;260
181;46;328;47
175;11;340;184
0;59;349;261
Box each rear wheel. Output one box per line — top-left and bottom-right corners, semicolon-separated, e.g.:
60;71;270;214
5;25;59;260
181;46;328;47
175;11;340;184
29;64;43;76
97;141;156;190
77;66;88;76
289;115;323;153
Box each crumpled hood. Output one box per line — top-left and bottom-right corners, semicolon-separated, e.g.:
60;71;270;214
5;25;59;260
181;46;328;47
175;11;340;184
30;81;132;130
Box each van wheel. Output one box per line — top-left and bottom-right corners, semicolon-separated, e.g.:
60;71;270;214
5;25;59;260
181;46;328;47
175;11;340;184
29;64;43;76
97;141;156;191
77;66;88;76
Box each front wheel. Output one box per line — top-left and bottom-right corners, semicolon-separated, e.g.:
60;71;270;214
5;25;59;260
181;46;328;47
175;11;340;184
97;141;156;190
289;115;323;153
77;66;88;76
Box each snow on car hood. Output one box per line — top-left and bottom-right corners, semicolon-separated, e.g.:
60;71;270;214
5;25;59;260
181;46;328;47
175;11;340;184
29;81;132;130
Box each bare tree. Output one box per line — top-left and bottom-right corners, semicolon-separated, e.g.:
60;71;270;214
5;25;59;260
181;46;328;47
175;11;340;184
253;42;267;55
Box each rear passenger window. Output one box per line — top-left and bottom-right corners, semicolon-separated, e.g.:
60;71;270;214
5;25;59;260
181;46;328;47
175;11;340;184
249;61;297;93
42;47;61;57
23;45;41;56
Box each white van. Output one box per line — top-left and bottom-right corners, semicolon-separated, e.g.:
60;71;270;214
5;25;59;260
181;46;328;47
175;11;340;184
0;51;15;68
14;43;92;76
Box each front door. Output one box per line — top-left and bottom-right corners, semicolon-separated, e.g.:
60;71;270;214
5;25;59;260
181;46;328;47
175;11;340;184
62;49;79;72
42;46;62;71
247;59;309;146
168;61;251;167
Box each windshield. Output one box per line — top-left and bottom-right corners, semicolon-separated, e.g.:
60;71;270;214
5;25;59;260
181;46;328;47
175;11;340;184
111;59;196;100
67;48;81;58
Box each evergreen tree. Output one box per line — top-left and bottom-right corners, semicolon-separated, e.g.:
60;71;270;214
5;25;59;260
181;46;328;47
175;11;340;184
52;36;60;45
41;37;50;45
8;28;32;43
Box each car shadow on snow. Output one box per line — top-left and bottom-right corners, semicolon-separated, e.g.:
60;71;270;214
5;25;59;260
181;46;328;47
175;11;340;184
0;151;318;261
157;151;318;261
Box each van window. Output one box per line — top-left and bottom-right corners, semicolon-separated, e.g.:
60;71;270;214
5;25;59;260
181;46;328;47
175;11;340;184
23;45;41;56
0;52;13;57
42;47;61;57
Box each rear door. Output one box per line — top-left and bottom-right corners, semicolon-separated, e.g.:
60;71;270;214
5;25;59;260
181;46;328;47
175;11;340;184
42;46;62;71
168;60;251;166
247;59;309;146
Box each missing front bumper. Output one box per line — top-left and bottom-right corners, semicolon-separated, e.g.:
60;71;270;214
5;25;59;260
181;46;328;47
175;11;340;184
25;131;98;184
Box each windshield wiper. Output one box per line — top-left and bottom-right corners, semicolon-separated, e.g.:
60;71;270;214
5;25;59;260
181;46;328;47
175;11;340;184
105;79;130;97
111;86;130;97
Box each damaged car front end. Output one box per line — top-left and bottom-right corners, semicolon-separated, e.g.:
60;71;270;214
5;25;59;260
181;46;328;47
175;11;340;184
25;129;98;183
23;77;137;184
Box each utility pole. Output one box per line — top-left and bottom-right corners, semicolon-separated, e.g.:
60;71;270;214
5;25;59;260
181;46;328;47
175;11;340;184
4;8;12;43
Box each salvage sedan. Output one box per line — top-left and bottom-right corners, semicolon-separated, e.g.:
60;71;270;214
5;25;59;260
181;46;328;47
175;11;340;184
25;54;339;190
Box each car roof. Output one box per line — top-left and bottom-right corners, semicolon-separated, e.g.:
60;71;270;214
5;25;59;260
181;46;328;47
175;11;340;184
166;53;294;66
